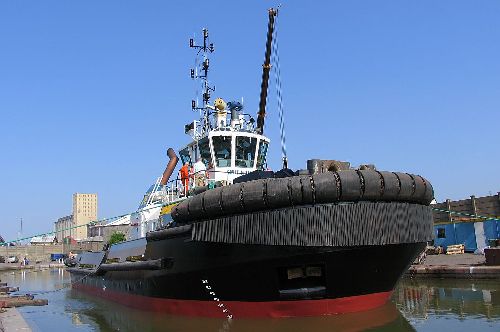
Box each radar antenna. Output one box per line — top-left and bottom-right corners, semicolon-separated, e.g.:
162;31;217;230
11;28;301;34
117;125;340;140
190;29;215;134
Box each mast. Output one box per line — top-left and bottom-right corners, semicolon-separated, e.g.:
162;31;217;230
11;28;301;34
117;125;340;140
256;8;278;135
190;28;215;135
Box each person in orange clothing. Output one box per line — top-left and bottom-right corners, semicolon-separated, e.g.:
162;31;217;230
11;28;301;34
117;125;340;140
180;161;190;196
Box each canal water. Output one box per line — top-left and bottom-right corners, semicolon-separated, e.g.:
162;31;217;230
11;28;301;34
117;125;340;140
1;268;499;331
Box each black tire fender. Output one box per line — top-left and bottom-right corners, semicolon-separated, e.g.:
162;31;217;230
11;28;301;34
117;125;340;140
241;180;267;213
288;176;303;206
379;171;400;201
171;200;190;223
312;172;339;203
221;183;243;214
170;170;435;223
300;175;314;205
266;178;291;209
359;169;382;200
187;192;205;220
394;172;414;201
420;175;434;204
203;187;224;218
411;174;427;204
338;170;362;201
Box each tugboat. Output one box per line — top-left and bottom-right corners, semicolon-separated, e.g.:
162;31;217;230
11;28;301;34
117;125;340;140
68;8;434;318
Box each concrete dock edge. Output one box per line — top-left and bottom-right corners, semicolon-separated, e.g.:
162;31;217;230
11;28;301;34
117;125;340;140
407;265;500;279
0;308;31;331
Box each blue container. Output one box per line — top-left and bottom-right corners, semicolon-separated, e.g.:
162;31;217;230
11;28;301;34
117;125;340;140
50;253;65;261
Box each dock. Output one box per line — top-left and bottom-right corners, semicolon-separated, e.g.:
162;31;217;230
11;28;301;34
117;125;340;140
0;307;31;332
407;253;500;279
0;277;47;332
0;263;64;272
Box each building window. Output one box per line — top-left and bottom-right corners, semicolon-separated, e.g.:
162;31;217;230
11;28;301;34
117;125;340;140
437;228;446;238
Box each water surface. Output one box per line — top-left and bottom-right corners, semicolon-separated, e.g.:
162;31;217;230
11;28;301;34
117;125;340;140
1;269;499;331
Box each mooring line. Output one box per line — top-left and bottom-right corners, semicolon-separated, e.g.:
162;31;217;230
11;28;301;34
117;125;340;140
9;268;93;296
431;207;500;222
0;203;165;245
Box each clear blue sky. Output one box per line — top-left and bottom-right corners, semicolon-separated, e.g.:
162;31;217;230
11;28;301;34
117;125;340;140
1;1;499;241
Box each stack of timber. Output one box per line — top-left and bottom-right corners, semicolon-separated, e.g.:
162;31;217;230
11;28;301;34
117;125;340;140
0;295;48;308
425;245;444;255
446;244;465;255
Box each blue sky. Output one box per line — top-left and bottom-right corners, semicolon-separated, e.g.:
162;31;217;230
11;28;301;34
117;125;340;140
1;1;499;241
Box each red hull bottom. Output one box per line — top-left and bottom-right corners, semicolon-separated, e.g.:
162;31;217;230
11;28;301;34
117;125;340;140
73;283;392;318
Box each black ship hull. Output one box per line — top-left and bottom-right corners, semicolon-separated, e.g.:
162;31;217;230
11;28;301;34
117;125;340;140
69;201;433;317
70;239;424;317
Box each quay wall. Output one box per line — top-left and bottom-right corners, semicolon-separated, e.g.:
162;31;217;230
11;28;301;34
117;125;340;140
0;242;102;263
0;245;62;263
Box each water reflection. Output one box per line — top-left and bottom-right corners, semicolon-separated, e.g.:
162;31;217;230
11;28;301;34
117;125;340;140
1;269;499;331
70;290;414;332
395;278;500;323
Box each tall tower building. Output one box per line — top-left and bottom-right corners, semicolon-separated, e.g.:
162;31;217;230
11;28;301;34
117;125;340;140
73;193;98;240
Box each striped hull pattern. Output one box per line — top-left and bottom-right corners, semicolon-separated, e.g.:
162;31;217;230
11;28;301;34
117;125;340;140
192;202;434;246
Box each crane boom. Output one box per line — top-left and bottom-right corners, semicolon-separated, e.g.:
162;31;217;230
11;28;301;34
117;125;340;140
256;8;278;135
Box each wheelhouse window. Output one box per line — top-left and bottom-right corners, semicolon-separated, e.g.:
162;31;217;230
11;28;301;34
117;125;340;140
256;140;269;170
212;136;232;167
235;136;257;168
197;137;212;167
179;147;191;165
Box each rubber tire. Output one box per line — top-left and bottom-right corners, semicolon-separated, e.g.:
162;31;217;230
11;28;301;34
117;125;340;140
395;172;414;201
266;178;291;209
338;170;362;201
379;171;400;201
287;176;303;206
241;180;267;213
172;200;190;223
233;170;274;184
187;192;205;220
203;187;224;218
421;176;434;204
359;169;382;200
191;185;208;196
170;171;435;223
221;184;243;214
300;176;314;205
312;172;339;203
411;174;427;204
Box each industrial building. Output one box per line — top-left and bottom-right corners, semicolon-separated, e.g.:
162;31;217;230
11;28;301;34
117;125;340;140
54;193;98;242
432;193;500;252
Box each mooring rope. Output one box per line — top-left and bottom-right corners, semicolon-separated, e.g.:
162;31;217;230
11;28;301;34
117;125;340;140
431;207;499;239
3;206;498;246
431;207;500;222
8;268;94;296
0;203;162;245
272;15;288;169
